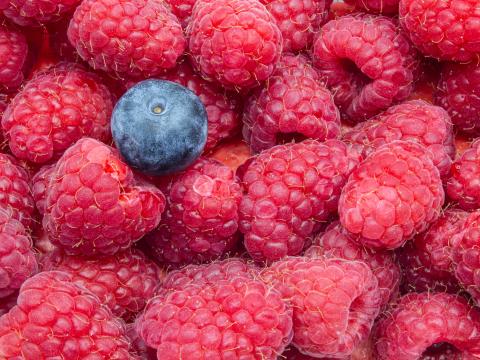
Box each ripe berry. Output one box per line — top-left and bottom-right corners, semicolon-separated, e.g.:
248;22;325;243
0;0;81;26
31;163;55;215
0;23;28;93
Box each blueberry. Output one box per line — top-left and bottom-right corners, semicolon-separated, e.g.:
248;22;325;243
111;79;208;175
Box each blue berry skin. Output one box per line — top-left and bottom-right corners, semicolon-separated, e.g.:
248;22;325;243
111;79;208;176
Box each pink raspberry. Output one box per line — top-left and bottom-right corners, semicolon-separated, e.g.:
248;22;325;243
374;292;480;359
0;0;80;26
339;141;445;250
187;0;283;90
343;99;455;179
243;54;340;153
260;257;381;358
68;0;186;79
239;139;361;261
31;163;55;215
145;158;242;266
399;0;480;62
0;271;135;359
305;221;401;307
2;64;113;164
0;23;28;93
344;0;399;14
312;14;418;121
43;138;166;256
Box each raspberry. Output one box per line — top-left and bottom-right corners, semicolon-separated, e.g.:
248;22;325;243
0;291;16;316
41;248;162;319
164;0;195;27
239;139;361;261
137;276;293;359
305;221;401;307
163;61;242;151
2;64;114;164
0;0;81;26
282;338;375;360
145;158;242;266
374;292;480;359
0;23;28;93
31;163;55;215
399;0;480;62
260;257;381;358
312;14;418;121
243;54;340;153
68;0;186;80
339;141;444;250
0;209;37;298
0;271;135;359
343;0;399;14
434;62;480;136
43;138;166;256
187;0;283;90
126;322;157;360
447;139;480;211
343;99;455;179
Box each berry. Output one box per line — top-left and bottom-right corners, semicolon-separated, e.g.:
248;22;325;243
399;0;480;62
208;137;252;171
164;0;195;27
312;14;418;121
0;291;17;317
243;54;340;153
260;257;381;358
43;137;166;256
137;276;293;359
239;139;361;261
374;292;480;359
2;64;113;164
112;79;207;176
68;0;186;79
0;23;28;93
344;0;399;14
126;322;157;360
0;271;135;359
305;221;401;307
0;0;80;26
339;141;444;250
31;163;55;215
187;0;283;90
343;100;455;179
434;62;480;136
145;158;242;266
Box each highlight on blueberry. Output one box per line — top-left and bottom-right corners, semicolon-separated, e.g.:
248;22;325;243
111;79;208;176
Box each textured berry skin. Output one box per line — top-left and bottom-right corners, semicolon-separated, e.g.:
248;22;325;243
43;138;166;256
145;158;242;266
243;54;340;153
2;64;113;164
32;163;55;215
260;257;381;358
339;141;444;250
126;322;157;360
0;271;134;359
0;24;27;93
313;14;418;121
187;0;283;90
374;292;480;359
137;276;293;359
239;140;361;261
163;61;242;152
68;0;186;79
0;0;81;26
343;100;455;179
344;0;399;14
447;139;480;211
0;209;37;298
306;221;400;307
434;62;480;136
399;0;480;62
41;248;162;318
164;0;195;27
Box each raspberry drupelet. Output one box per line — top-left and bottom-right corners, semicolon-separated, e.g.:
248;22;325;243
0;0;81;26
31;163;55;215
0;23;28;93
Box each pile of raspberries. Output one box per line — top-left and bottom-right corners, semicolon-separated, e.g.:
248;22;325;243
1;0;480;358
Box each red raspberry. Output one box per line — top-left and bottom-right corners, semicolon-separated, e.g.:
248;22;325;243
31;163;55;215
312;14;418;121
343;99;455;179
434;62;480;136
68;0;186;80
187;0;283;90
145;158;242;266
374;292;480;359
164;0;195;27
126;322;157;360
2;64;113;164
343;0;399;14
243;54;340;153
137;277;293;359
0;271;135;359
0;23;27;93
163;61;242;152
239;139;361;261
282;339;375;360
0;0;80;26
339;141;444;250
43;138;166;256
399;0;480;62
305;221;401;307
260;257;381;358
